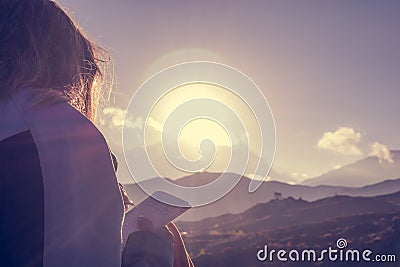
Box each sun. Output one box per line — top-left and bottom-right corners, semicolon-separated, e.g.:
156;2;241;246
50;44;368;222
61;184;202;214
178;117;231;161
142;82;262;175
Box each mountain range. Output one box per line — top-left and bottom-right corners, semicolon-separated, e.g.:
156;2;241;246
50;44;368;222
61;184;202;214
123;173;400;221
119;150;400;266
121;150;400;221
177;191;400;267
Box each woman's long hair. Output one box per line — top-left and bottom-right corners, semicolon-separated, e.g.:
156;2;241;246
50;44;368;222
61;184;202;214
0;0;109;120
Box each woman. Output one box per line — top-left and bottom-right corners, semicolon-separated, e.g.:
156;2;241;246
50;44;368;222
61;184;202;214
0;1;192;266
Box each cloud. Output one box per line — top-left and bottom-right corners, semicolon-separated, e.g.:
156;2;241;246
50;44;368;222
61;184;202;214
100;107;164;134
147;117;163;132
369;142;393;163
317;127;363;156
290;172;310;183
333;164;342;170
290;172;309;179
246;173;270;181
101;107;136;128
132;117;144;130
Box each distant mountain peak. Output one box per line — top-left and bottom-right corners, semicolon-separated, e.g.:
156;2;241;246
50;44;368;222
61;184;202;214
302;152;400;187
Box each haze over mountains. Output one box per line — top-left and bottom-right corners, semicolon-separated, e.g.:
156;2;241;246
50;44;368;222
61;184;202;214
121;143;282;182
121;149;400;221
119;144;400;187
123;173;400;222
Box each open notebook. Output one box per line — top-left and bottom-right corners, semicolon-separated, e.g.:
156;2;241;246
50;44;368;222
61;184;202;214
122;191;191;245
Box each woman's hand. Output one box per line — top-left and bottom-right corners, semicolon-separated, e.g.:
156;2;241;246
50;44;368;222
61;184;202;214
136;218;194;267
137;216;173;244
119;183;194;266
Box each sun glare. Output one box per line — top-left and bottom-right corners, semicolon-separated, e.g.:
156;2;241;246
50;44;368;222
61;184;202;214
143;82;263;175
178;118;231;161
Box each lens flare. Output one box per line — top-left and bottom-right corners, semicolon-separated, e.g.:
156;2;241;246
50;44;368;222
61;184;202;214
123;61;276;207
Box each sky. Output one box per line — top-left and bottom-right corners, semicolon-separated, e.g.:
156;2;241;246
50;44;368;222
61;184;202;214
57;0;400;184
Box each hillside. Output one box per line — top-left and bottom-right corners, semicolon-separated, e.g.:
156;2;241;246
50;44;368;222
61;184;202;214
177;192;400;267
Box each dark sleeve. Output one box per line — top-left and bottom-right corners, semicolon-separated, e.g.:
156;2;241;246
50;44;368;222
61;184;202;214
122;231;174;267
0;130;44;267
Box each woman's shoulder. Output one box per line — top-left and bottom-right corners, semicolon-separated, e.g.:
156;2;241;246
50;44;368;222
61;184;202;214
1;87;112;164
8;87;105;142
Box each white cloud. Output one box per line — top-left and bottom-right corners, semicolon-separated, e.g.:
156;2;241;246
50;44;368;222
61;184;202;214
100;108;164;132
369;142;393;163
132;117;144;130
291;172;309;179
317;127;363;156
101;107;136;128
333;164;342;170
147;117;163;132
246;173;270;181
290;172;310;183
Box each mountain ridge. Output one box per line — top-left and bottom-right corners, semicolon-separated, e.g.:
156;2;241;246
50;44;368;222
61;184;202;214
123;172;400;221
176;191;400;267
301;150;400;187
